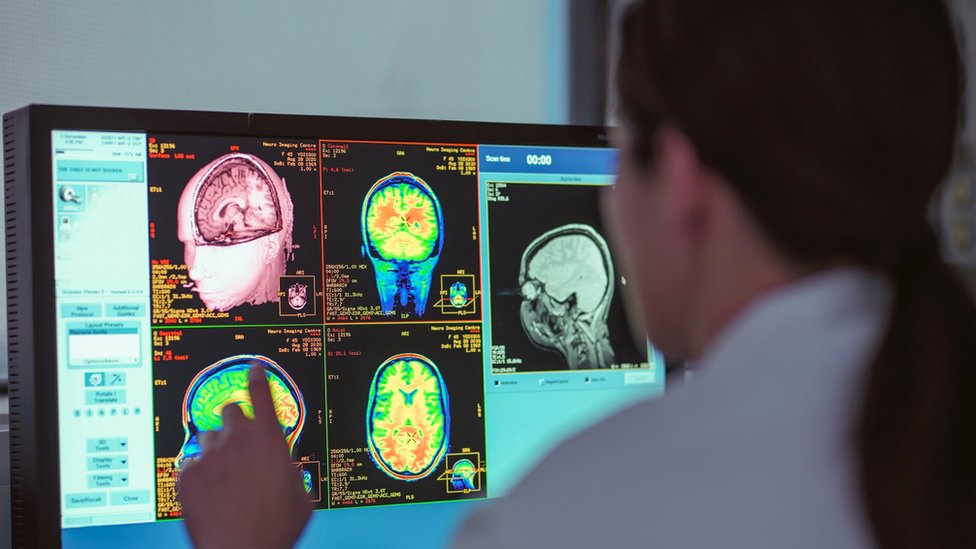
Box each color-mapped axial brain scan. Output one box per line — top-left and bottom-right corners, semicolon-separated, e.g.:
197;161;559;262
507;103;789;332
450;282;468;309
519;224;616;370
175;355;305;469
366;353;450;481
361;172;444;317
177;153;295;312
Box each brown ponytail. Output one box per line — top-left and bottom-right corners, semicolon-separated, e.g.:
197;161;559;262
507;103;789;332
858;234;976;547
617;1;976;546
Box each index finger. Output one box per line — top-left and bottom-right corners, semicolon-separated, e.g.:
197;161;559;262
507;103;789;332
248;362;280;431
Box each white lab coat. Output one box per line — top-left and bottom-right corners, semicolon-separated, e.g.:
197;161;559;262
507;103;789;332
455;268;889;548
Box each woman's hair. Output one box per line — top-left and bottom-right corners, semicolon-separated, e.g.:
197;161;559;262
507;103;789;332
617;1;976;547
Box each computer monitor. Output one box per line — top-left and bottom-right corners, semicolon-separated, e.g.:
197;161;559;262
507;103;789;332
3;105;665;548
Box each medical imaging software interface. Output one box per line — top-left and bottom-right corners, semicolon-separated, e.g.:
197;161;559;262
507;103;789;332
49;130;665;541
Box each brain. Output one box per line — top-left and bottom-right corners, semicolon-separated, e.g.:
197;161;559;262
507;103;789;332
194;154;282;245
186;356;303;443
450;282;468;308
450;458;477;490
364;173;440;262
366;354;449;481
453;459;476;478
526;231;610;312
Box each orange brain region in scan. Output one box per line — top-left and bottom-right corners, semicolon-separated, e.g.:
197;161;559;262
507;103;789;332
366;353;449;481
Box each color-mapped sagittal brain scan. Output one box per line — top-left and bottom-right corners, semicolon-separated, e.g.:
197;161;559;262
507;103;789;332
361;172;444;317
175;355;305;469
366;353;450;481
519;224;616;370
177;153;295;312
449;458;477;491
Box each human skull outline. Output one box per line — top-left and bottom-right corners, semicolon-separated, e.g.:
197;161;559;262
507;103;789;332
360;172;444;317
518;223;616;370
175;354;306;470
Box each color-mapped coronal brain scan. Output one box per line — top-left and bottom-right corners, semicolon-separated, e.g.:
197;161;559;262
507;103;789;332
361;172;444;317
175;355;305;469
366;353;450;481
320;140;481;324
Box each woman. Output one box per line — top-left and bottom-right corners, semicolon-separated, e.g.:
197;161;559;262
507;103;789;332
179;1;976;547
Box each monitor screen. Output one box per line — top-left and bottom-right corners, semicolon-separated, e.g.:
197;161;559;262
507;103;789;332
5;106;664;548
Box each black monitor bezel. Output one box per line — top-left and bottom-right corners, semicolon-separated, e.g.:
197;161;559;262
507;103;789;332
4;104;611;548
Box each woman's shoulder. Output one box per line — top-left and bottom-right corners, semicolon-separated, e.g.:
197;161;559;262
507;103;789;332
454;269;889;548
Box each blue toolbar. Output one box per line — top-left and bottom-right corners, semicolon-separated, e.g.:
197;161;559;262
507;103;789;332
479;145;617;175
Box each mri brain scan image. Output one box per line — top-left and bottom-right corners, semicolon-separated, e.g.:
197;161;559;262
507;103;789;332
287;283;308;311
449;281;468;309
366;353;450;481
449;458;477;491
175;355;305;469
177;153;295;312
361;172;444;317
519;224;616;370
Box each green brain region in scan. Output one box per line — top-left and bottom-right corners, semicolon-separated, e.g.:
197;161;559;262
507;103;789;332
175;355;305;469
366;353;450;481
